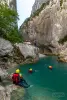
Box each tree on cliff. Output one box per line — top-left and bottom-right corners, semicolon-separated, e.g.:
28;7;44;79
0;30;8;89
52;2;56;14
0;1;23;43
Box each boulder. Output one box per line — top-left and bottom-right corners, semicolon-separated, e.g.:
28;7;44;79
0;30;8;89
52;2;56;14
0;68;8;81
0;38;13;56
15;42;39;59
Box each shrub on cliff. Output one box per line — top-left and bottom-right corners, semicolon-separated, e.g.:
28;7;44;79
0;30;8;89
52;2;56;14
58;35;67;44
0;1;23;43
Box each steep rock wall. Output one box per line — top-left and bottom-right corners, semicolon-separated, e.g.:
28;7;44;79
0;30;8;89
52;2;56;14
20;0;67;56
32;0;50;14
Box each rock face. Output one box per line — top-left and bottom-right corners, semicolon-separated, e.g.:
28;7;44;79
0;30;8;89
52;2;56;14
20;0;67;60
0;38;24;69
0;84;25;100
0;68;8;80
58;42;67;62
0;85;16;100
0;38;13;56
15;42;39;59
9;0;17;11
1;0;17;11
32;0;50;14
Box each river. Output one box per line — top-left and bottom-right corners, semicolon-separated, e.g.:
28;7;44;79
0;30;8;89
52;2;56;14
17;56;67;100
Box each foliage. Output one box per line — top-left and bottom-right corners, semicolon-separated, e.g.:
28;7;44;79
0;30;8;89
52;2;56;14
58;35;67;44
23;17;30;26
60;0;63;6
0;1;23;43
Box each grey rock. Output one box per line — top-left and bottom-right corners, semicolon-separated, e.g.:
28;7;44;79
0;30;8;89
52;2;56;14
20;0;67;56
0;85;18;100
32;0;50;14
15;42;39;59
0;38;13;56
0;68;8;78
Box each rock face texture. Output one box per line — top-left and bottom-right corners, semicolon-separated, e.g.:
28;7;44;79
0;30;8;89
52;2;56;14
32;0;50;14
9;0;17;11
0;38;13;56
0;84;25;100
15;42;39;59
20;0;67;60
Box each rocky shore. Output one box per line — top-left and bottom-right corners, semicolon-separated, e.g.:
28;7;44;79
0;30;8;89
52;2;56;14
0;37;46;100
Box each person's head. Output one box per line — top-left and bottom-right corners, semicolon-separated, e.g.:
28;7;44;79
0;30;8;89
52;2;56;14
16;69;20;74
29;68;32;71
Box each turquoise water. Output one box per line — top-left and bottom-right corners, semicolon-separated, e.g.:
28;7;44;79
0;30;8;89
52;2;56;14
19;56;67;100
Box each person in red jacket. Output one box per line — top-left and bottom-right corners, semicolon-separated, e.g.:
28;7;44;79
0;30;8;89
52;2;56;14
12;69;20;85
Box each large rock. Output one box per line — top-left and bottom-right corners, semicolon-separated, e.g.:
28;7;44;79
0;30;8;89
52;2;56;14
0;68;8;79
0;38;13;56
0;84;25;100
15;42;39;59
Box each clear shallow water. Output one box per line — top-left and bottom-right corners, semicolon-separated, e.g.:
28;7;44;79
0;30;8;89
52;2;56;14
19;56;67;100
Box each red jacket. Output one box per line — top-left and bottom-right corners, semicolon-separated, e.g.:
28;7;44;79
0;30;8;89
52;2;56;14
12;73;20;84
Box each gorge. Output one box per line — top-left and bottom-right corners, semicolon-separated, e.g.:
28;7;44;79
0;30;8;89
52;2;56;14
0;0;67;100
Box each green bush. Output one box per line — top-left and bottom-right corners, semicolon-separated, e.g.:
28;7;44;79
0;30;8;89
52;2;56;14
58;35;67;44
60;0;63;6
4;27;23;43
0;1;23;43
23;17;30;26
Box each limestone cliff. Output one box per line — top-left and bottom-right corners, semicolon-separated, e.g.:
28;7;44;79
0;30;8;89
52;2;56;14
20;0;67;62
32;0;50;14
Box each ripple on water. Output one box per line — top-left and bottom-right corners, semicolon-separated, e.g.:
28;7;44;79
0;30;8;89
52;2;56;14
19;56;67;100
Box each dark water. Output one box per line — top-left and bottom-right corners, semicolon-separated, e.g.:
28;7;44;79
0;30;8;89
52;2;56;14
19;56;67;100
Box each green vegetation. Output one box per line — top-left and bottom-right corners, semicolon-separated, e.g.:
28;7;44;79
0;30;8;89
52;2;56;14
60;0;63;6
23;1;49;25
0;1;23;43
23;17;31;26
58;35;67;44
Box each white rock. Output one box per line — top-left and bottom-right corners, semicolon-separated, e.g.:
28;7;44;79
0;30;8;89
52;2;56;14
39;53;46;58
15;43;39;59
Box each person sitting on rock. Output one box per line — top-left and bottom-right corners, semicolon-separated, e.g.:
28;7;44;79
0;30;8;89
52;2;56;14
12;69;20;85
